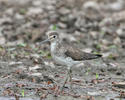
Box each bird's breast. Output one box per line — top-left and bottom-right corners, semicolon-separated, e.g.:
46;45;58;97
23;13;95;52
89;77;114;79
50;42;57;53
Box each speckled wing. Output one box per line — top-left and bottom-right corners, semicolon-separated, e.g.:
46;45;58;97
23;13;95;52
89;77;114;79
65;46;102;61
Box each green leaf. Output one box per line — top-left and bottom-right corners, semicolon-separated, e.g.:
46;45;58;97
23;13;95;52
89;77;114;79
7;48;16;51
21;89;25;97
96;73;99;79
52;25;57;30
39;50;47;55
96;44;101;49
47;55;52;59
109;45;117;49
19;8;26;15
108;54;114;59
17;43;27;47
93;51;101;55
86;68;91;75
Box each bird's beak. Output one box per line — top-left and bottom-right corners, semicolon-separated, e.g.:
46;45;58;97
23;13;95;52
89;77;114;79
40;38;50;44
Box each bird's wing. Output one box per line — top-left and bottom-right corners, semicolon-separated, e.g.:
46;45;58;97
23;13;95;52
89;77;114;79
65;46;102;61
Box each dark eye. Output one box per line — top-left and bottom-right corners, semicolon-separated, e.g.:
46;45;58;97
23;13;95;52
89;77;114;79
53;35;56;38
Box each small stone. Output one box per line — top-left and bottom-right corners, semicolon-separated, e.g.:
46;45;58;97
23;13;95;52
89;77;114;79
113;37;121;45
5;8;14;16
46;5;55;10
27;7;43;15
74;31;81;36
99;18;113;27
15;13;24;20
101;39;110;45
116;29;123;36
58;7;70;15
0;17;12;25
83;1;99;10
58;22;67;29
90;31;98;39
0;35;6;45
104;0;124;11
31;73;42;76
29;65;41;71
32;0;42;6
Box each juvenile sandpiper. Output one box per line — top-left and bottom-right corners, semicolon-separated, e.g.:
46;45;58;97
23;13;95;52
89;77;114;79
41;31;102;89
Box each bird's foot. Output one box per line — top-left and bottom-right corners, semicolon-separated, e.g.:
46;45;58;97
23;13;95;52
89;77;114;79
60;78;67;92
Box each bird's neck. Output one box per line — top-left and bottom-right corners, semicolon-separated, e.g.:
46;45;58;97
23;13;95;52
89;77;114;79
50;40;61;54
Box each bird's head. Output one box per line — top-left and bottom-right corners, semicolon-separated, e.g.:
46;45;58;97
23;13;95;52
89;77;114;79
40;31;59;44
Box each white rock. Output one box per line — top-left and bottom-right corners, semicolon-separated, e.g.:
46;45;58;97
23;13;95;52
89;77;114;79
32;0;42;6
27;7;43;15
116;29;123;36
5;8;14;16
9;61;23;65
0;31;6;44
83;1;99;10
29;65;41;71
113;37;121;45
59;7;70;15
106;0;124;11
15;13;24;20
0;17;12;25
31;73;42;76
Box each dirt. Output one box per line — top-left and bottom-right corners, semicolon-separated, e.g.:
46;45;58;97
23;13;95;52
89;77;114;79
0;0;125;100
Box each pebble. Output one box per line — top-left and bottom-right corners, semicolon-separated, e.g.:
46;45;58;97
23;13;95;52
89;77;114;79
83;1;99;10
58;7;70;15
27;7;43;15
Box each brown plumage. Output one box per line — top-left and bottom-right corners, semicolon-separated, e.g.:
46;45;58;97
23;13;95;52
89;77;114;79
65;46;102;60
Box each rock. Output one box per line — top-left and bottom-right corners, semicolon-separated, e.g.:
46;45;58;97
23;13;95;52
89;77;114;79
58;22;67;29
112;82;125;88
5;8;14;16
74;31;81;36
32;0;42;6
101;39;110;46
5;0;28;5
0;32;6;45
90;31;98;39
27;7;43;15
46;5;55;10
99;18;113;27
15;13;24;20
113;37;121;45
116;28;124;36
0;17;12;25
58;7;70;15
83;1;99;10
75;17;86;28
101;0;124;11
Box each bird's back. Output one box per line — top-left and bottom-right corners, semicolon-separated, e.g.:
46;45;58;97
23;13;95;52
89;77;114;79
65;45;102;60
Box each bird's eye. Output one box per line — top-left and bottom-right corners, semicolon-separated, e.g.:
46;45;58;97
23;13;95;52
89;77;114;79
53;35;56;38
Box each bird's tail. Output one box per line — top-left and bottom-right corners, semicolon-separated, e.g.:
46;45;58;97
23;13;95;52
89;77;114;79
84;53;102;60
90;54;102;59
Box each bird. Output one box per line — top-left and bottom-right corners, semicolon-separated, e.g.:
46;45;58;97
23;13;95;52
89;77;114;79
40;31;102;90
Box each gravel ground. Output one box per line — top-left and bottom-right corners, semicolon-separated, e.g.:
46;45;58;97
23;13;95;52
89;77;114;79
0;0;125;100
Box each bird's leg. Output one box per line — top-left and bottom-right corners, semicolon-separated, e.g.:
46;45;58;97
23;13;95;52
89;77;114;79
69;68;72;82
68;67;73;91
60;67;71;92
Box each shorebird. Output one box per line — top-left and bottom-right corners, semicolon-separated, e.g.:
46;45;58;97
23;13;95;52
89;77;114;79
41;31;102;89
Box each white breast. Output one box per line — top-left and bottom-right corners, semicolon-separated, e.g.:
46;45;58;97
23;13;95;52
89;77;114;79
50;42;57;53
